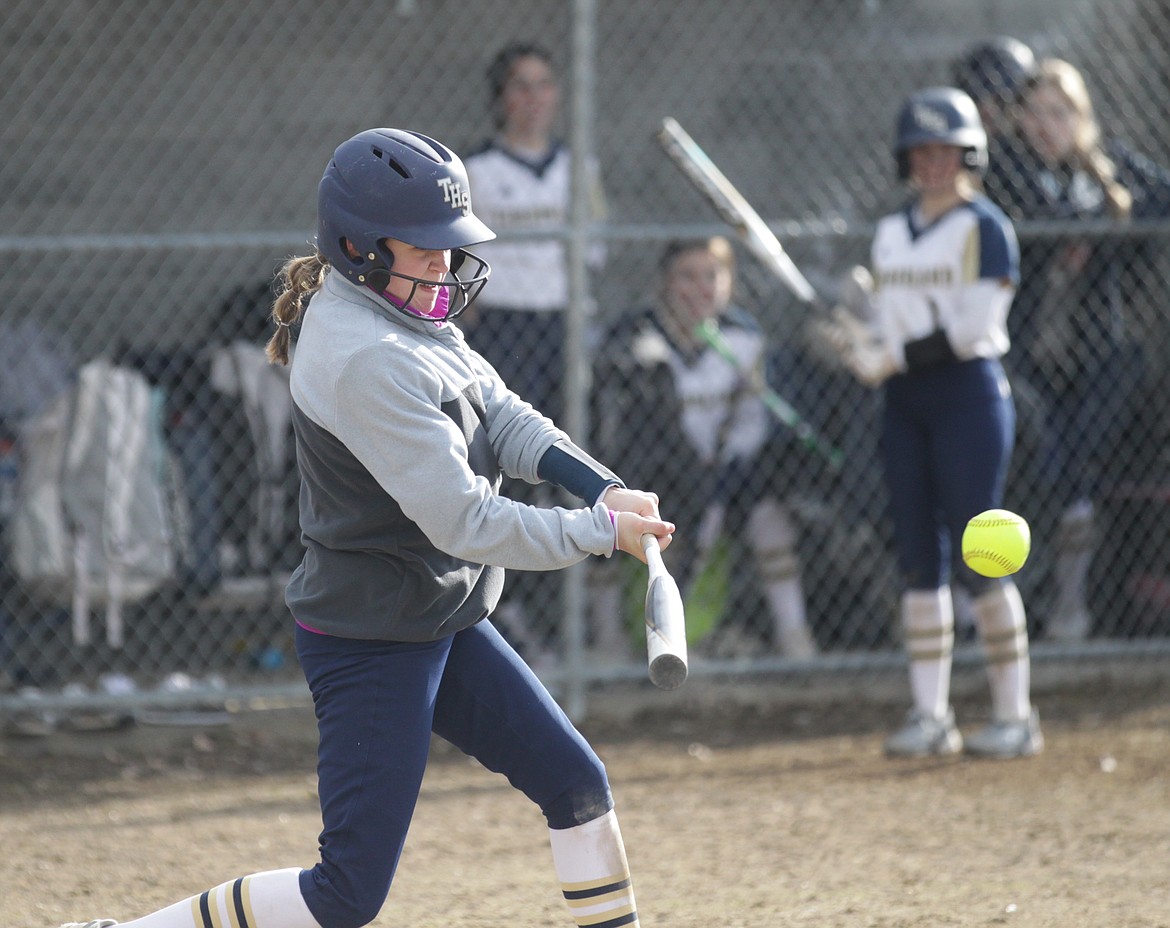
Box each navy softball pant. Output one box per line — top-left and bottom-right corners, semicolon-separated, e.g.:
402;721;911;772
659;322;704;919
881;357;1015;592
294;620;612;928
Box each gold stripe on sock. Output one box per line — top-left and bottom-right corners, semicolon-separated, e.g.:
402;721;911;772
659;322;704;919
982;626;1028;664
240;875;259;928
564;885;635;910
573;903;638;926
207;884;230;928
561;873;630;894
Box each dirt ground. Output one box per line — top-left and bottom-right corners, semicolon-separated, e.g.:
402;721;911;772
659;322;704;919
3;662;1169;928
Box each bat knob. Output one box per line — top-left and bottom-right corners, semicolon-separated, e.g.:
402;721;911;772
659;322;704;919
649;653;688;690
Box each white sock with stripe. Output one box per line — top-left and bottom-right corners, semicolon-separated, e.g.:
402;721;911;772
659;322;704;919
749;499;813;641
549;809;639;928
116;869;321;928
901;587;954;719
973;582;1032;722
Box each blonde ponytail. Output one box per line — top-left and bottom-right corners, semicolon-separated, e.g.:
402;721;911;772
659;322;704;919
1084;150;1132;220
267;251;329;365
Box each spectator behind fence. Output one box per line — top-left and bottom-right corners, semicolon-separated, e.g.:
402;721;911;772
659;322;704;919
817;87;1042;759
593;237;819;660
460;41;608;666
951;35;1039;209
56;126;674;928
950;36;1051;603
995;58;1170;642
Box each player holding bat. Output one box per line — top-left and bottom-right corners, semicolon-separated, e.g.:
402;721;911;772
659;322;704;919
55;128;670;928
817;89;1042;759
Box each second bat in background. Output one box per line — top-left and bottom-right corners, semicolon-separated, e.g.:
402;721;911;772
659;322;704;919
656;116;823;310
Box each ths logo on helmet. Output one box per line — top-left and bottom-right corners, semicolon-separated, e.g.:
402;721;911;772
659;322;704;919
912;104;949;134
437;178;471;215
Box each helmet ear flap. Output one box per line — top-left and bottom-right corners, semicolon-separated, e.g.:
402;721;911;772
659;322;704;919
963;146;988;174
350;239;396;293
365;269;392;293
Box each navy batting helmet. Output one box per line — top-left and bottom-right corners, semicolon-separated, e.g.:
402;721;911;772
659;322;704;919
894;87;988;180
952;36;1037;106
317;128;495;319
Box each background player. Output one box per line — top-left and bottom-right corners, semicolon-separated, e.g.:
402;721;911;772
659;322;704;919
952;38;1037;148
594;236;818;660
57;128;671;928
818;88;1042;758
460;42;609;666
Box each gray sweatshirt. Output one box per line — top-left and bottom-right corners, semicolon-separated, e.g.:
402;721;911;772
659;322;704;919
285;273;617;641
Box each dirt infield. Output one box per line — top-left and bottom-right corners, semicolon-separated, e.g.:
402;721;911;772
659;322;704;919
4;663;1169;928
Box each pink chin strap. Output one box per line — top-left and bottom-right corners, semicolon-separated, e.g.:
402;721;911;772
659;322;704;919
381;282;450;321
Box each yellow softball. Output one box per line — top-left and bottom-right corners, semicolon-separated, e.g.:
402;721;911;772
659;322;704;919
961;509;1030;578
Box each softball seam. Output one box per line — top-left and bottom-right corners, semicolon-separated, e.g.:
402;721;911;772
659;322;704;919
963;548;1019;572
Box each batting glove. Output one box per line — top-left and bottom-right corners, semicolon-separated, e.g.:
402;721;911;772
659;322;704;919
817;307;899;388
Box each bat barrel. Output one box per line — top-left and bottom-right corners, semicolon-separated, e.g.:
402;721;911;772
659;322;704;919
643;545;689;690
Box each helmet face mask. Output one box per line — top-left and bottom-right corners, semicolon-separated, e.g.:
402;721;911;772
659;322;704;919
317;128;496;320
894;87;988;181
367;245;491;321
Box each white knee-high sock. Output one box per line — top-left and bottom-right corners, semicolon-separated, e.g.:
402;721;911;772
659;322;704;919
118;868;321;928
549;809;638;928
748;499;812;638
1051;500;1094;636
902;587;954;719
973;582;1032;722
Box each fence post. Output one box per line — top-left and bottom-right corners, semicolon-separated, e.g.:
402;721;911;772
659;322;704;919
561;0;599;721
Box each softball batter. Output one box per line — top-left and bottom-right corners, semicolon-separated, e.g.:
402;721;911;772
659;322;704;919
58;128;670;928
821;88;1042;759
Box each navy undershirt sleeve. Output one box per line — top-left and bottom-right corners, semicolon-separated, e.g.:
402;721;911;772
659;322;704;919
537;440;624;504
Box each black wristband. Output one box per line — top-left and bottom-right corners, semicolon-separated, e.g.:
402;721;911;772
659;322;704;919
903;329;958;371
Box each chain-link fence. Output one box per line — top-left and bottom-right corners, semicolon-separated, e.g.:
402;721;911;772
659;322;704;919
2;0;1169;724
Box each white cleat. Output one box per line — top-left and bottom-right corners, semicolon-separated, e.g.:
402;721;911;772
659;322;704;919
884;707;963;757
59;921;119;928
964;708;1044;759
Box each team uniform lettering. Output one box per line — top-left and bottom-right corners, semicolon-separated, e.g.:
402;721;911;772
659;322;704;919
877;266;955;289
436;177;471;215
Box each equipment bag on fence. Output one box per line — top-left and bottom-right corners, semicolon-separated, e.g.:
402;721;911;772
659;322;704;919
8;359;178;647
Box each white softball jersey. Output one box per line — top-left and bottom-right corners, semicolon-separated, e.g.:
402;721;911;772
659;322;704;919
671;325;770;465
629;309;771;465
870;197;1019;369
463;139;605;312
